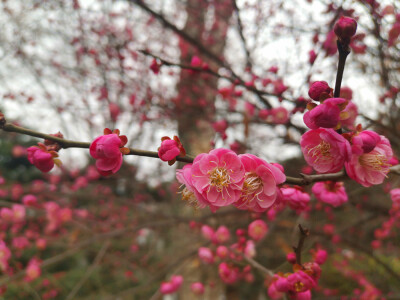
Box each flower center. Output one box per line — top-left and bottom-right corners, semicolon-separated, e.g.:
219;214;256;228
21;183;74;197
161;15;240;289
294;281;304;292
307;140;332;162
209;167;231;192
242;172;263;201
359;152;390;172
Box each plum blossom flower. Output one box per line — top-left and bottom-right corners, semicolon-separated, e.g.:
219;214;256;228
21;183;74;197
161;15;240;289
303;98;347;129
270;107;289;124
27;144;60;172
176;164;217;211
234;154;285;212
214;226;230;244
158;136;185;165
268;277;286;300
313;249;328;265
248;220;268;241
160;275;183;295
0;241;11;272
312;181;348;207
22;194;37;206
198;247;214;264
351;130;381;155
340;100;358;129
345;135;393;187
89;128;129;176
281;187;310;211
300;128;351;173
190;148;245;207
24;258;41;282
191;282;205;295
286;271;316;293
218;262;239;284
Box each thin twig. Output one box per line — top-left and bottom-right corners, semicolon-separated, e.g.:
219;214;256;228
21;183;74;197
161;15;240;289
66;240;111;300
293;224;309;266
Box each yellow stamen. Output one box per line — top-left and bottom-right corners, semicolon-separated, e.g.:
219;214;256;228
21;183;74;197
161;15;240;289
208;167;231;192
307;141;332;163
242;172;263;202
359;152;390;173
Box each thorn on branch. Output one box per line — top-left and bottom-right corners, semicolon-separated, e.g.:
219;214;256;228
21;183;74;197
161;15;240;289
293;224;309;266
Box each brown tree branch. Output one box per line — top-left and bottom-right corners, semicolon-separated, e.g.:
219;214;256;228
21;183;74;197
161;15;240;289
293;224;309;266
2;121;399;185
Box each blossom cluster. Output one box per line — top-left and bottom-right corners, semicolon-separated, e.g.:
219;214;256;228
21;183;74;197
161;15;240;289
176;148;285;212
301;82;394;187
268;249;327;300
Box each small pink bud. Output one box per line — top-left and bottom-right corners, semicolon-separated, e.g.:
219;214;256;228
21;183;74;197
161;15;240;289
314;249;328;265
308;81;332;101
334;16;357;41
286;252;297;264
201;225;215;241
190;56;202;68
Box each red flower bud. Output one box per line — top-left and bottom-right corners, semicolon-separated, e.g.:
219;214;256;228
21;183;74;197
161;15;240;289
334;17;357;42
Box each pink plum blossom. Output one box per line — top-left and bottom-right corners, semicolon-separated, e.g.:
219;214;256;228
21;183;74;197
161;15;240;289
160;275;183;295
345;135;393;187
351;130;381;155
218;262;239;284
300;128;351;173
214;226;230;244
314;249;328;265
303;98;347;129
244;240;256;258
281;187;310;211
268;277;285;300
248;220;268;241
176;165;217;211
200;225;215;241
24;258;41;282
89;128;128;176
190;148;245;207
234;154;285;212
198;247;214;264
286;271;316;293
0;241;11;272
312;181;348;207
27;146;56;172
216;245;229;259
22;194;37;206
270;107;289;124
308;81;332;101
158;136;185;165
340;100;358;129
191;282;205;295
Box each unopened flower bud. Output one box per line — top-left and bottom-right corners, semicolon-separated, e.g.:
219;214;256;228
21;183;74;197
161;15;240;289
334;16;357;42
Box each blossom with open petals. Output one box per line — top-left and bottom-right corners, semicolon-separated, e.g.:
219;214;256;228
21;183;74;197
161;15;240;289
190;148;245;207
345;135;393;187
234;154;285;212
300;128;351;173
303;98;347;129
312;181;348;207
